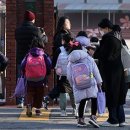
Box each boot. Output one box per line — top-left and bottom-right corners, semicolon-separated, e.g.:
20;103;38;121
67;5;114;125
26;104;32;117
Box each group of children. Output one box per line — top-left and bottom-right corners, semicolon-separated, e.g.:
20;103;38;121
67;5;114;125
19;28;103;128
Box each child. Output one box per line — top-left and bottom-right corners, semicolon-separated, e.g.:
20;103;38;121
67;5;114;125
67;42;102;127
21;36;51;117
43;33;76;116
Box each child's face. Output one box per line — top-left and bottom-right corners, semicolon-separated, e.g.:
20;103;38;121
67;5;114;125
88;48;95;56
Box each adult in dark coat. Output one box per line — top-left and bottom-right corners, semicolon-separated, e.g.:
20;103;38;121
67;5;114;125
52;16;72;94
53;16;72;53
15;10;48;108
15;10;48;65
94;18;127;127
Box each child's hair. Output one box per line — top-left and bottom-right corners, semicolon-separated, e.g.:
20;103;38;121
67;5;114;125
62;33;73;52
76;31;88;37
69;41;82;54
90;37;99;43
30;36;45;49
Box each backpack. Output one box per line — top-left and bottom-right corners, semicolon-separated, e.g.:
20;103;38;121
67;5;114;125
121;44;130;69
25;53;46;82
55;46;68;76
71;61;94;90
0;51;8;71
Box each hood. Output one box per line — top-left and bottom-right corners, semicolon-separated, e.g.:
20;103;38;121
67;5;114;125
29;47;44;56
68;50;89;63
75;36;90;47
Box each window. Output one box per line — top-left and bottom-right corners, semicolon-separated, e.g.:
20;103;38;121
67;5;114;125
25;0;36;12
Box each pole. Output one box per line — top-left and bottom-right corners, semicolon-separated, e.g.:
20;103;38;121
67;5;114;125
108;11;111;20
81;10;84;31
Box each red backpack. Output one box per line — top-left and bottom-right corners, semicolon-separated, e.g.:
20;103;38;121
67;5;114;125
25;53;46;82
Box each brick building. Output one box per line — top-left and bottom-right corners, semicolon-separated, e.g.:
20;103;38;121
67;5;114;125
6;0;54;105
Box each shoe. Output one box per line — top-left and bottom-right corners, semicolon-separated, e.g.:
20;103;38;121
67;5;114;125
61;110;67;116
35;109;42;116
72;108;75;115
17;103;24;108
74;109;78;119
77;118;87;127
101;121;119;127
72;108;78;116
88;115;100;128
26;104;32;117
119;122;126;127
43;96;49;110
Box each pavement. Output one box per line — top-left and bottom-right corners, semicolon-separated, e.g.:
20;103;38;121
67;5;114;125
0;90;130;130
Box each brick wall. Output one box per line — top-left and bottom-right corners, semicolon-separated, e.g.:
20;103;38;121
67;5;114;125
6;0;17;104
6;0;54;105
43;0;54;93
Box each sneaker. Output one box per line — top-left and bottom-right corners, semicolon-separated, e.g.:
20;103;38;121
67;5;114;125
17;103;24;108
119;122;126;127
101;121;119;127
35;109;42;116
72;108;78;116
77;118;87;127
61;110;67;116
73;109;78;118
26;104;32;117
88;115;99;128
43;96;49;110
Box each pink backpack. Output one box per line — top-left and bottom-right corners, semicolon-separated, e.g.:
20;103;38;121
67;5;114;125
71;62;94;90
25;53;46;82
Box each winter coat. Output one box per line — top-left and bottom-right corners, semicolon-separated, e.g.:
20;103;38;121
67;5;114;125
67;50;102;103
94;31;127;107
15;21;47;64
21;47;52;87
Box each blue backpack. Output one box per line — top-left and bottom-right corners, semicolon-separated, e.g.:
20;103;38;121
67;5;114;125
55;46;68;77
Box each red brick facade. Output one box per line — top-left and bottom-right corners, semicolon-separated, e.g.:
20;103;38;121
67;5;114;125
6;0;54;105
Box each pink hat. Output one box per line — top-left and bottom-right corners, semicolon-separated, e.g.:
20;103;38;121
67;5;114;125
24;10;35;21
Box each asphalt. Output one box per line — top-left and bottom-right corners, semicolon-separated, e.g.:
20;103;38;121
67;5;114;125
0;90;130;130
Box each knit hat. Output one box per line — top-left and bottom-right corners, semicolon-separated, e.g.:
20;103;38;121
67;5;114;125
75;36;90;47
24;10;35;21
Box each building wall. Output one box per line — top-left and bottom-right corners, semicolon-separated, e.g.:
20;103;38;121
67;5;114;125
63;11;130;39
87;0;118;4
123;0;130;3
54;0;130;5
6;0;54;105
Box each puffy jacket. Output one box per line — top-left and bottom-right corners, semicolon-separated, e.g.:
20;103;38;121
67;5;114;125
67;50;102;103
